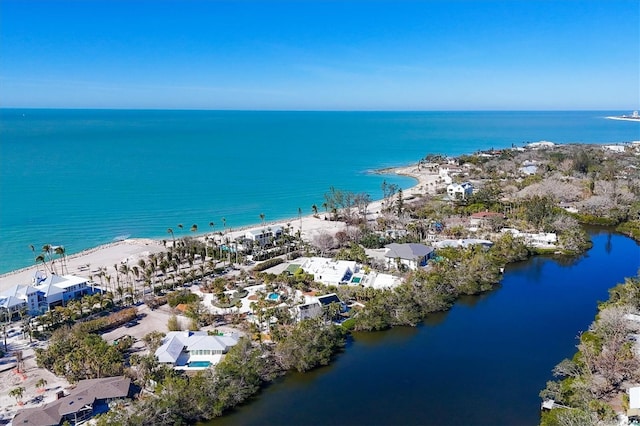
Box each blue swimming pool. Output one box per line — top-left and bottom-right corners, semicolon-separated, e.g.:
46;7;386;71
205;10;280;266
189;361;211;368
267;292;280;301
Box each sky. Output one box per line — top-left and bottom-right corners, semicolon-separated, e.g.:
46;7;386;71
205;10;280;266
0;0;638;110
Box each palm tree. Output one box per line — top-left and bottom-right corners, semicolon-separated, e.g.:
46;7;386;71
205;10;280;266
190;223;198;234
312;204;318;216
42;244;55;274
259;213;265;226
35;254;51;274
29;244;38;269
209;221;215;232
54;246;67;275
167;228;175;247
35;378;48;394
9;386;25;405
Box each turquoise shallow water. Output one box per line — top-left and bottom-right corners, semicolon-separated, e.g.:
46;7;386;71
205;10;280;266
0;110;638;274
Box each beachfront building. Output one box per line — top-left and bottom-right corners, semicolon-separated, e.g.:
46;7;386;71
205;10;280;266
155;330;240;369
298;257;358;286
245;226;283;247
384;243;435;270
33;274;93;308
0;273;92;318
0;284;44;318
446;182;473;200
12;376;132;426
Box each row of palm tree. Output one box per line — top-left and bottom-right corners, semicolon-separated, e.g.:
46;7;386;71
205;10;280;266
30;244;68;275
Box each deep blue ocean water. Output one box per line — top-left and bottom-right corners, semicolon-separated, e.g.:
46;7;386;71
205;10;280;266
1;109;638;274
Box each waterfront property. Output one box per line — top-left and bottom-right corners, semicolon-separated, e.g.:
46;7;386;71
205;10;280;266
293;293;346;322
384;243;435;270
433;239;494;249
0;273;92;318
155;331;240;369
299;257;358;286
500;228;558;248
245;226;283;247
12;376;132;426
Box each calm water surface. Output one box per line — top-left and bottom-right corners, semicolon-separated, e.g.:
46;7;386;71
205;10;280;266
1;110;638;273
210;230;640;426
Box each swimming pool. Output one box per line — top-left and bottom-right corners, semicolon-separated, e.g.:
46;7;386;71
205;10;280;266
267;292;280;301
189;361;211;368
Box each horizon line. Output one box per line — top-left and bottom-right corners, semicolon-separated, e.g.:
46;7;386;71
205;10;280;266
1;107;638;113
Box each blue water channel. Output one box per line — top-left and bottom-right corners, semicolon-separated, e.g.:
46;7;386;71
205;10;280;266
210;229;640;425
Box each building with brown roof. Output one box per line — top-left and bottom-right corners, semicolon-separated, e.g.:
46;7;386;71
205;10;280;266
12;376;132;426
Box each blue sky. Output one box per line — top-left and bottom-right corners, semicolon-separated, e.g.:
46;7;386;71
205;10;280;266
1;0;638;110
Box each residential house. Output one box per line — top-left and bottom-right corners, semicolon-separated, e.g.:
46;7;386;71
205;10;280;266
299;257;358;286
155;330;239;369
384;243;435;270
293;293;346;322
469;211;505;228
434;239;494;249
446;182;473;200
500;228;557;248
245;226;282;247
12;376;132;426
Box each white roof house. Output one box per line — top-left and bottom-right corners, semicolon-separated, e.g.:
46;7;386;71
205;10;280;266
434;239;494;249
447;182;473;200
33;274;90;306
299;257;358;286
155;331;240;369
500;228;557;248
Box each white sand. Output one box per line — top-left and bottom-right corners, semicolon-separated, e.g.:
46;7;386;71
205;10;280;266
0;165;440;295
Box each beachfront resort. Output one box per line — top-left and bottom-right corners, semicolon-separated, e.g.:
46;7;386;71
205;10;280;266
1;141;640;425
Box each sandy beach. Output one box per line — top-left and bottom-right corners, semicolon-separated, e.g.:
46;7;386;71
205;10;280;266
0;164;439;294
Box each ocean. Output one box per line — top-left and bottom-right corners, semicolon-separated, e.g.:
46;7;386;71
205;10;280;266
0;110;638;274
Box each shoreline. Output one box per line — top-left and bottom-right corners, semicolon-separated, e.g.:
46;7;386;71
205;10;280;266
605;116;640;122
0;163;435;293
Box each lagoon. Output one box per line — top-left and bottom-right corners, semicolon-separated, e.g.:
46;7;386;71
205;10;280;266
210;229;640;425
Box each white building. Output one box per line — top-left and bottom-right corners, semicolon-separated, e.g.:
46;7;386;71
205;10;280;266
602;144;625;153
245;226;283;246
299;257;358;286
0;285;44;317
155;331;240;369
500;228;557;248
446;182;473;200
34;274;92;307
0;273;92;317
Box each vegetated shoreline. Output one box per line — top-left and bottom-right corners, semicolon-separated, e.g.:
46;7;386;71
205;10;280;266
14;141;640;425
